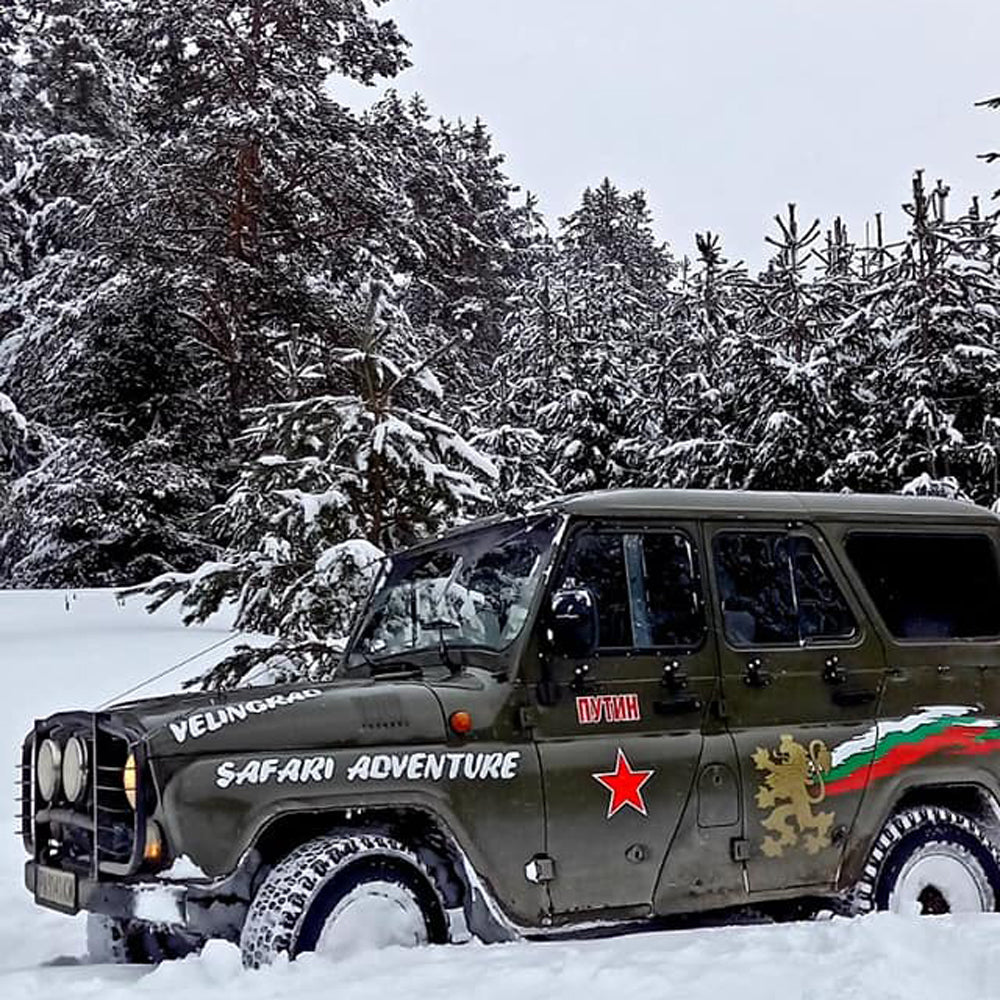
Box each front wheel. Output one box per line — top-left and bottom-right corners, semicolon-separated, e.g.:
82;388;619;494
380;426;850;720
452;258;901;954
855;806;1000;915
240;834;447;968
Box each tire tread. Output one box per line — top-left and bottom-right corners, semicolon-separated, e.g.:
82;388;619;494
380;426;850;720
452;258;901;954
853;805;1000;914
239;833;440;968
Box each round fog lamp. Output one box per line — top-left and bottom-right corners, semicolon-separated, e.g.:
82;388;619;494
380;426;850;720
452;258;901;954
62;735;88;804
37;739;62;802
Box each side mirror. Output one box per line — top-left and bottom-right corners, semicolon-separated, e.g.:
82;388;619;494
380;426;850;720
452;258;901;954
546;587;598;658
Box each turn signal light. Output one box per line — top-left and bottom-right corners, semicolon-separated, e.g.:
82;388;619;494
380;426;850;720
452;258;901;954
144;820;164;865
449;711;473;735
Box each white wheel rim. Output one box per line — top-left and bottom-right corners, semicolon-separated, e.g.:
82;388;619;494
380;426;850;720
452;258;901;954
316;880;428;959
888;842;994;915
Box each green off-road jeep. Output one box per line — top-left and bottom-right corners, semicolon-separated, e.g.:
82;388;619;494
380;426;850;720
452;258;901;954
21;489;1000;964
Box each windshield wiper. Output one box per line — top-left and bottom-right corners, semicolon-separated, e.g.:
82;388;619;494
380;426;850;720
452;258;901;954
348;646;424;679
420;618;462;676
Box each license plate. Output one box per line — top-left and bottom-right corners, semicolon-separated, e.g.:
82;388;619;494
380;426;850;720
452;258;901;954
35;866;78;913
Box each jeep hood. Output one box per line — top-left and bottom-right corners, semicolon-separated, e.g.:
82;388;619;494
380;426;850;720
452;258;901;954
110;679;448;758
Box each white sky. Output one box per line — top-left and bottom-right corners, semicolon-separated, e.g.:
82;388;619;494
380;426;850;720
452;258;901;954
338;0;1000;270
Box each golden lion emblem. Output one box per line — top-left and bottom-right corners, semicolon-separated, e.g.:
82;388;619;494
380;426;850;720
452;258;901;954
753;735;835;858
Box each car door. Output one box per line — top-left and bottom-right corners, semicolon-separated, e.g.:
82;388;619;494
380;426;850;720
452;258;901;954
530;521;725;917
705;522;884;894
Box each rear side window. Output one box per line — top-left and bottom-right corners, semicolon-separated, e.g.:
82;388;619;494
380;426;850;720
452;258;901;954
845;533;1000;640
713;532;856;647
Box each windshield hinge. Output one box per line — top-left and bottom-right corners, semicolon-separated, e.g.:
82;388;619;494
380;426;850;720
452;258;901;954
517;706;538;733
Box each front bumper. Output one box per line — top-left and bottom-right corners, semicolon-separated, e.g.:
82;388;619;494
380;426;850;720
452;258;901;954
24;861;245;941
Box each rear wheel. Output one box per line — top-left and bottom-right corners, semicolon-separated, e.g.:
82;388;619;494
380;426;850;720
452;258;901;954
240;834;447;968
855;806;1000;915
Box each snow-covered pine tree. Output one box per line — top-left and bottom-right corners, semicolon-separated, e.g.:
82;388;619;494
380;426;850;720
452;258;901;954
106;0;410;416
649;232;751;489
844;173;1000;503
494;179;675;494
136;280;499;688
366;95;541;382
0;2;220;586
727;204;843;491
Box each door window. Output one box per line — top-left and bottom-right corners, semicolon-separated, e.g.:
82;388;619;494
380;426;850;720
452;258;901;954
713;532;856;647
845;532;1000;639
557;529;706;650
643;533;705;647
558;533;632;648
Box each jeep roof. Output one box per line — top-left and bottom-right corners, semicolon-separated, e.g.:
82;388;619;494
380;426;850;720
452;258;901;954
546;488;998;523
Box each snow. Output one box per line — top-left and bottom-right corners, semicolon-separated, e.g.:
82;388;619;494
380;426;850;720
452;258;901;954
133;886;185;924
157;855;208;882
4;591;1000;999
0;391;28;430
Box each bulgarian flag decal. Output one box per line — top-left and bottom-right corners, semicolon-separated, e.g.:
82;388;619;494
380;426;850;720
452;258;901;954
826;705;1000;798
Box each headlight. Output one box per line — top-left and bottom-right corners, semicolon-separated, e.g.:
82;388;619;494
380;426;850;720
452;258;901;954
61;735;88;804
37;739;61;802
123;752;138;809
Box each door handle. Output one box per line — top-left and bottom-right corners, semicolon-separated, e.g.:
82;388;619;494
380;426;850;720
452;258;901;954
822;655;847;685
660;659;689;692
654;694;703;716
743;657;771;688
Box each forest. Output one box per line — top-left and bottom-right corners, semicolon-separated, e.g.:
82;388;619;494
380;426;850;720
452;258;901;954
3;2;1000;683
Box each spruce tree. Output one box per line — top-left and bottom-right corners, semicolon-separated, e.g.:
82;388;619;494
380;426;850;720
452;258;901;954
649;232;750;489
494;179;675;494
136;282;499;687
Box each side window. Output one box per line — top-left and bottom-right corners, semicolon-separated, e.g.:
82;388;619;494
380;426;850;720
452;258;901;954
845;533;1000;640
558;533;632;648
714;533;797;645
792;539;856;640
557;530;706;650
643;533;705;648
714;532;856;647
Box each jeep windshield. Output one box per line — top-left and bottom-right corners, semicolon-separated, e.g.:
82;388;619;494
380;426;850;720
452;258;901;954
345;514;561;671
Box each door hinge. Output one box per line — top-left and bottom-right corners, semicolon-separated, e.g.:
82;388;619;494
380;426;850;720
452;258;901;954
525;854;556;884
730;837;750;863
517;706;537;732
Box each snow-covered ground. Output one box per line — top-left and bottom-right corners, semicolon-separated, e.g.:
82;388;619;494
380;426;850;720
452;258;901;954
4;591;1000;1000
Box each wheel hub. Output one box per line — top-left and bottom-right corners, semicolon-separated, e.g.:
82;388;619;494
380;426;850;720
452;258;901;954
316;880;429;959
889;843;994;915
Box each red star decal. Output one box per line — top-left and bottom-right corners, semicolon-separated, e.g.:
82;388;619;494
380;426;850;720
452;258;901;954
592;748;654;819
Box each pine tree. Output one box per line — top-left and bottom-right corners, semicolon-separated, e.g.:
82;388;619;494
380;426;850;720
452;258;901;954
494;180;675;494
649;232;750;489
135;281;499;687
838;174;1000;502
104;0;411;415
367;96;540;376
0;0;135;323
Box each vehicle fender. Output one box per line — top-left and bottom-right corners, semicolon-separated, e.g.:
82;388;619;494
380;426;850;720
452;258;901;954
155;739;548;930
837;765;1000;892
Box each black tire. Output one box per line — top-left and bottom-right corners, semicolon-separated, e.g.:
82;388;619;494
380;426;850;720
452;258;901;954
854;805;1000;915
86;913;202;964
240;834;448;969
